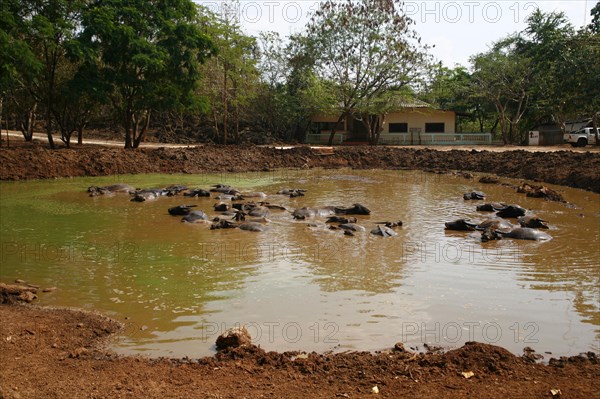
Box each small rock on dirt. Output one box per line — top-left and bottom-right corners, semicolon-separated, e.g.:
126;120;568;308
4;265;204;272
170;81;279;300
216;326;252;350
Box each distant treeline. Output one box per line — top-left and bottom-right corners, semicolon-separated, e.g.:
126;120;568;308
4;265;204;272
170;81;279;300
1;0;598;148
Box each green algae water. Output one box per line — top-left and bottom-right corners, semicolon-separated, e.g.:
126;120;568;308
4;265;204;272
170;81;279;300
0;169;598;358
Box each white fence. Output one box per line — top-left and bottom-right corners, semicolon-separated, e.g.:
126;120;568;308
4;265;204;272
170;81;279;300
379;133;492;145
305;132;493;145
305;132;348;145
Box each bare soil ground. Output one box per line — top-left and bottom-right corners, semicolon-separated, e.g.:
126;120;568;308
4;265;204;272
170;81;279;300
1;303;598;399
1;140;599;193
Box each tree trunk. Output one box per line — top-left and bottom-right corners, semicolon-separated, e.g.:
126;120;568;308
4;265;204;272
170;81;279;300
593;112;600;146
46;102;55;149
490;117;499;136
133;110;151;149
359;114;376;145
77;126;83;145
212;108;221;144
60;128;73;148
372;114;386;145
124;110;133;149
327;113;346;146
222;64;229;145
20;103;37;141
233;79;239;144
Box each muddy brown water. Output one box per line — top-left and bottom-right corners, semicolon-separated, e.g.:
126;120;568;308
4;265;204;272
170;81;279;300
0;169;598;358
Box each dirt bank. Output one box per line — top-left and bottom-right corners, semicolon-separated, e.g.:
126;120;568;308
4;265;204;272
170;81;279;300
1;142;599;193
1;302;598;399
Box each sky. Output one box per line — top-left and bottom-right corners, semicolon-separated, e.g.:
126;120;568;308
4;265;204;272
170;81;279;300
196;0;596;68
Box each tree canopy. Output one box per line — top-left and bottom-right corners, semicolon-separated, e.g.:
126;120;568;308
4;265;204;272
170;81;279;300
302;0;431;145
75;0;216;148
1;2;598;148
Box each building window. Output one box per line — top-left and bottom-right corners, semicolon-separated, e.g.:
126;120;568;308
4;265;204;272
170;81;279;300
425;123;445;133
312;122;341;133
320;122;340;132
389;123;408;133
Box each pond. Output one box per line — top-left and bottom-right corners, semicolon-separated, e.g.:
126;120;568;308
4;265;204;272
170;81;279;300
0;169;598;358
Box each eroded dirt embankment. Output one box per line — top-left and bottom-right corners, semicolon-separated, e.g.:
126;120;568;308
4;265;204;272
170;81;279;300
1;144;599;193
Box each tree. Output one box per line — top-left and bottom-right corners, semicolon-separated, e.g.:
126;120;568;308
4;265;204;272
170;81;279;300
303;0;430;145
421;65;498;133
51;61;104;147
250;32;335;142
0;1;42;143
471;46;533;144
198;4;259;144
76;0;216;149
590;1;600;34
505;9;599;141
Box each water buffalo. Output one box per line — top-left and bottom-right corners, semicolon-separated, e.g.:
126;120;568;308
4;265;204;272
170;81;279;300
258;202;287;211
210;184;240;195
210;219;239;230
326;216;358;224
184;189;211;198
293;207;336;219
213;202;230;212
277;188;306;198
370;225;398;237
131;189;165;202
232;203;271;217
164;185;188;196
376;221;403;228
88;184;134;197
214;194;243;201
239;222;270;232
445;219;478;231
463;191;486;200
334;203;371;215
475;218;514;233
495;204;527;218
181;210;210;223
293;203;370;220
476;202;507;212
247;206;270;218
518;215;549;229
337;223;366;232
483;227;552;241
168;205;197;216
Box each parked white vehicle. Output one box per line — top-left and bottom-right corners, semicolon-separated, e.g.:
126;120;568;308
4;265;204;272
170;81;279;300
563;127;599;147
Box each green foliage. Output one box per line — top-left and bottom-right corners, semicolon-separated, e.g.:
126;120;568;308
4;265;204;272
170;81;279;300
0;4;41;95
2;1;596;148
76;0;216;148
303;0;431;144
591;1;600;33
197;3;259;144
468;8;599;143
252;31;337;142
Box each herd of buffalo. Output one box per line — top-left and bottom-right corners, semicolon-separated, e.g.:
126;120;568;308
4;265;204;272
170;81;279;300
447;190;552;241
87;183;553;241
